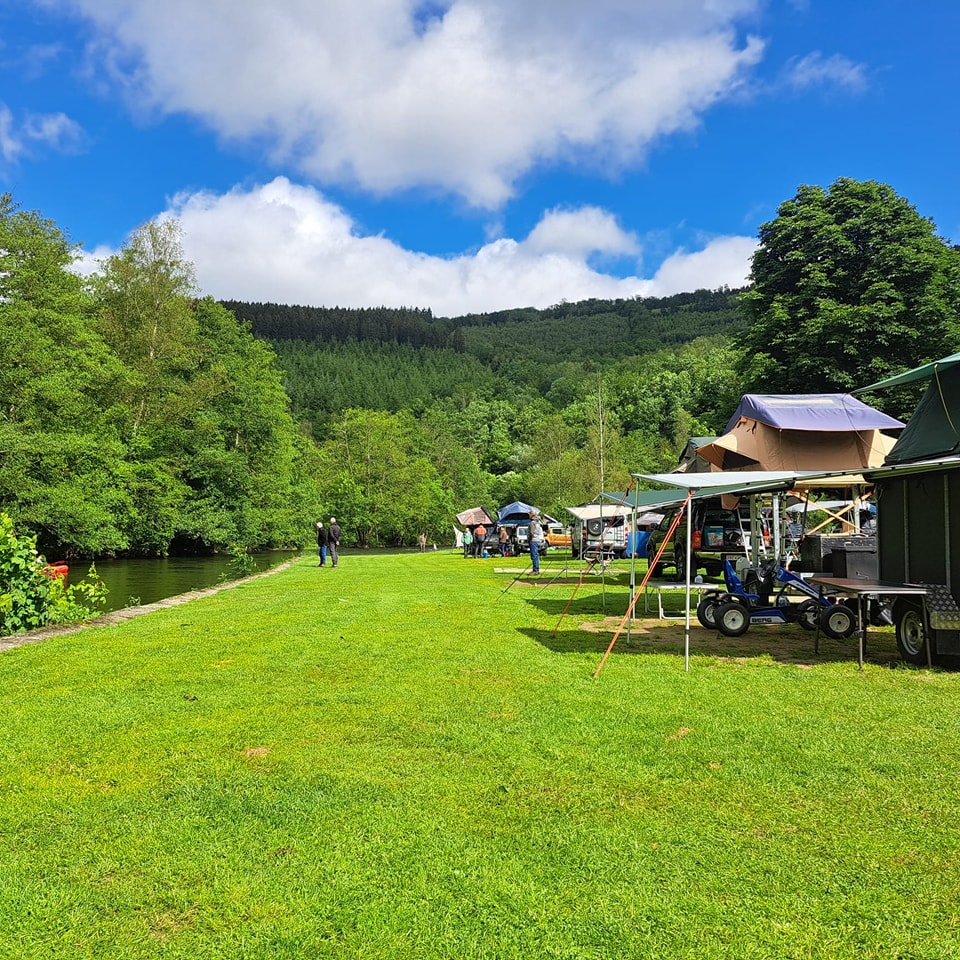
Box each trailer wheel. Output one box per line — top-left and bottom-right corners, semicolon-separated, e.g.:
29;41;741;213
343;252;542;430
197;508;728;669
895;600;928;665
820;603;856;640
715;601;750;637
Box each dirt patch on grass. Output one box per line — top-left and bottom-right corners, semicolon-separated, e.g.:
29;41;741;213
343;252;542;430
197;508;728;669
0;560;297;654
576;612;903;667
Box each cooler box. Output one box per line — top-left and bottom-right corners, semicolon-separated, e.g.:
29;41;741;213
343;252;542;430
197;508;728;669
703;525;724;548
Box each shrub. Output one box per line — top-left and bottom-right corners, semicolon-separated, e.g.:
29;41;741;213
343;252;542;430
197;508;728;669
0;512;107;634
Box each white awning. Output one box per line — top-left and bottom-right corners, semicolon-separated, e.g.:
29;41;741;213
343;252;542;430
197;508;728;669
564;504;635;522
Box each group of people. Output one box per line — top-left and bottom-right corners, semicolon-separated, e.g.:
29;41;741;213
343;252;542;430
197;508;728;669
462;522;488;558
315;517;343;567
460;509;546;573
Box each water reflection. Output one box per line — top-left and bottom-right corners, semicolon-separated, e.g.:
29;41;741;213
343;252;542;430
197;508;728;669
85;551;301;613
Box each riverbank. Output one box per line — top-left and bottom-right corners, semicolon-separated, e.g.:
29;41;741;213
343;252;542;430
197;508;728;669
0;558;297;653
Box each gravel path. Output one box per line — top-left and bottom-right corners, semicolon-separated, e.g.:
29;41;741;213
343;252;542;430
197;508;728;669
0;559;297;654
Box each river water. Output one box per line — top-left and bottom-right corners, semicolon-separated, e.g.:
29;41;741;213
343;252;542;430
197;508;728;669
77;551;301;613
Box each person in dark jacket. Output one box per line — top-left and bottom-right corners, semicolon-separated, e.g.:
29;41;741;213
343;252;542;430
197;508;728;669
315;521;330;566
328;517;343;567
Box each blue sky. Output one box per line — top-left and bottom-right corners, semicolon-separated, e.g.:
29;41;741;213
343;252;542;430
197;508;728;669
3;1;958;316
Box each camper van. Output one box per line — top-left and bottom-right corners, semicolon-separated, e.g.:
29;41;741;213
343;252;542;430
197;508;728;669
571;512;630;559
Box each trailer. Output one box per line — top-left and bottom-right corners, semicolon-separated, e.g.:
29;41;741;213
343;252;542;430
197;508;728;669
857;352;960;665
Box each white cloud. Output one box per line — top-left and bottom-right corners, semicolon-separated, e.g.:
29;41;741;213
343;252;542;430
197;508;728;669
648;235;755;294
76;178;753;316
49;0;765;206
784;51;868;93
524;207;640;258
0;101;84;162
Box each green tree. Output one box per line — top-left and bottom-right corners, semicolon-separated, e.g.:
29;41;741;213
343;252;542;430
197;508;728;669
316;409;454;545
0;195;130;555
738;178;960;403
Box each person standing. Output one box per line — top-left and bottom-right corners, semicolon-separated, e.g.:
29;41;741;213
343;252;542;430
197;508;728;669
328;517;343;567
315;521;329;566
498;524;510;557
473;522;487;558
418;531;427;552
528;509;544;575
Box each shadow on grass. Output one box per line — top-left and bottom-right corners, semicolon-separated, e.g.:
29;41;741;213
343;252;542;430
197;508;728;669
514;608;906;669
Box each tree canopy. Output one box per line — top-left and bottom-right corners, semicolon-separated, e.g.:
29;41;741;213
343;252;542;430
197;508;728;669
738;178;960;406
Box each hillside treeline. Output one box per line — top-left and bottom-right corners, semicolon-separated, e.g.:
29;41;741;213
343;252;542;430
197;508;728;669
1;194;748;555
6;178;957;553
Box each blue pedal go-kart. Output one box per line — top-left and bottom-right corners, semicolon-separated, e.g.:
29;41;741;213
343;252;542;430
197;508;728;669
696;560;857;639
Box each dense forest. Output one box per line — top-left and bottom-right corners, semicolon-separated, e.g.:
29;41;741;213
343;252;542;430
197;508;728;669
4;178;959;554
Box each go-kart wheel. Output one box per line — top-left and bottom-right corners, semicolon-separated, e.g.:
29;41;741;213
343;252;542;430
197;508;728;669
715;600;751;637
820;603;856;640
795;598;820;632
696;595;723;629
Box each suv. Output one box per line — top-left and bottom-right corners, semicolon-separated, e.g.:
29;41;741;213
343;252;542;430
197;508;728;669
572;513;630;559
646;499;748;579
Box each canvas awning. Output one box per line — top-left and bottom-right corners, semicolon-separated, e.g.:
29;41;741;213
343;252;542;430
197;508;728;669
852;354;960;465
565;504;635;522
854;352;960;393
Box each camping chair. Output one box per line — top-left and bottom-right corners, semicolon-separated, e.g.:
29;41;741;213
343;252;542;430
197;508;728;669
583;546;616;576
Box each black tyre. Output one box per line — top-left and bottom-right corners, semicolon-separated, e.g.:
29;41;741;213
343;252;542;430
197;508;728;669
820;603;856;640
895;600;928;665
795;598;820;632
716;600;751;637
673;545;696;582
696;595;722;629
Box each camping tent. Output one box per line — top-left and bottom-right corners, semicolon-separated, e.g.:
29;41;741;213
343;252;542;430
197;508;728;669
455;506;494;527
695;394;903;472
675;437;721;473
857;353;960;465
497;501;540;526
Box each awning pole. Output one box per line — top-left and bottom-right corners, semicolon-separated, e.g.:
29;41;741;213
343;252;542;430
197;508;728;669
685;490;693;672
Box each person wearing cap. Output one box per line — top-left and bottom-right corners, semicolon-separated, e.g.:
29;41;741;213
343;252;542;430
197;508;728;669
528;509;544;575
328;517;343;567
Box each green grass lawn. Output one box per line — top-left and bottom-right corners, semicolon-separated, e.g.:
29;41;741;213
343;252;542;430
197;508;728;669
1;550;959;959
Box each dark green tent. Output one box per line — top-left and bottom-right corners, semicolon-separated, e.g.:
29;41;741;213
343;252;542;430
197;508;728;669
857;353;960;464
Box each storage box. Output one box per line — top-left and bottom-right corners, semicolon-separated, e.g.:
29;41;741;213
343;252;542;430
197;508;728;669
831;541;878;579
800;535;850;573
703;525;724;548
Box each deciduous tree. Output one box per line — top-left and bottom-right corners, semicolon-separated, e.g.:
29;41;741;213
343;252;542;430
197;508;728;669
738;178;960;404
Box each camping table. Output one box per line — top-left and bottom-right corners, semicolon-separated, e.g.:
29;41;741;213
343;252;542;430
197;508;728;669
808;577;931;670
642;582;710;619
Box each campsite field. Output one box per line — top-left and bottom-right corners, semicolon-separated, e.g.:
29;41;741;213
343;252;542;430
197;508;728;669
1;550;959;959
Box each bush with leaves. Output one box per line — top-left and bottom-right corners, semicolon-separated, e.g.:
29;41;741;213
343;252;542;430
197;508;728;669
0;512;107;634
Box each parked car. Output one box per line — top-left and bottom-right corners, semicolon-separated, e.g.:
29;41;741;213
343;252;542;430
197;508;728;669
646;499;751;579
545;524;572;549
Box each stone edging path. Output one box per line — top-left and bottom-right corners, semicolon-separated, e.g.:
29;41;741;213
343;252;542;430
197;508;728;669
0;559;297;654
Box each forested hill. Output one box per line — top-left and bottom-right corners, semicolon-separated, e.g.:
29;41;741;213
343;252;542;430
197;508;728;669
220;287;746;362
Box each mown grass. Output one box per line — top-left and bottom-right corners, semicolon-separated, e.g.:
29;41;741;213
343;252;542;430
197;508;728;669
1;550;959;958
